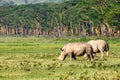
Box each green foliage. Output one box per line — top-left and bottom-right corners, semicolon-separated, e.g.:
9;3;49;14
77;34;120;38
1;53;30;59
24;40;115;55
0;0;119;31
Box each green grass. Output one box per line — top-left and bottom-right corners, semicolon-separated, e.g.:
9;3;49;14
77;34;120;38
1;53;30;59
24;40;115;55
0;36;120;80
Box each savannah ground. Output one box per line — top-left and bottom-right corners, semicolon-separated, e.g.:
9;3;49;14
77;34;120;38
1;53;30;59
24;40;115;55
0;36;120;80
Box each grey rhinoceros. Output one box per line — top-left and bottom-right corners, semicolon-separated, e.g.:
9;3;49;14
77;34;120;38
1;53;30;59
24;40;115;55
58;42;94;61
88;40;109;58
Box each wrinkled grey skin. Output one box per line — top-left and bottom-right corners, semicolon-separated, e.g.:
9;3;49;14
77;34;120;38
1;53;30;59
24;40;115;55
58;42;94;61
88;40;109;58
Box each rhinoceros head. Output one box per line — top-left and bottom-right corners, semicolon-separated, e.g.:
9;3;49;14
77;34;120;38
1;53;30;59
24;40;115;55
58;48;66;61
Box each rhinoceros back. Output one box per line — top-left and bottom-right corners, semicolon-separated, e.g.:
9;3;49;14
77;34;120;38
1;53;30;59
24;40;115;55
88;40;109;53
88;40;99;52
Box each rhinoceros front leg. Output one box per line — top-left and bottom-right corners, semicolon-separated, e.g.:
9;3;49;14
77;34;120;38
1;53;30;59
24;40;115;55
68;52;76;61
68;53;72;61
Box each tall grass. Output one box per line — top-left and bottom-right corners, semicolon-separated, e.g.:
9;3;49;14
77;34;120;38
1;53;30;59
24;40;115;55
0;36;120;80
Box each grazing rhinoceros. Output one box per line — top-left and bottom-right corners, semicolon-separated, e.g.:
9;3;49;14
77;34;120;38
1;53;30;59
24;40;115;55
88;40;109;58
58;42;94;61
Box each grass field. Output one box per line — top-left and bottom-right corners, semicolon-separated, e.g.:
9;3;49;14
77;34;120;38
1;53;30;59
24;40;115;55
0;36;120;80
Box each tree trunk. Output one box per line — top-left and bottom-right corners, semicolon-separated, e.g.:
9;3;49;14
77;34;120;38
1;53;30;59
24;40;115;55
55;17;61;37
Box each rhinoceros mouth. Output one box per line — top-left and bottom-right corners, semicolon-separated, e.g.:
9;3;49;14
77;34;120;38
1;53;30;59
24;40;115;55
58;54;67;61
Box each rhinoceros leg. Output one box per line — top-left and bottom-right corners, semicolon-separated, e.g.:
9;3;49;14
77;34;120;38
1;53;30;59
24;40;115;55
89;53;94;61
106;51;109;57
100;51;104;58
72;53;77;60
68;52;76;61
106;43;109;56
87;54;94;61
86;54;91;61
68;53;73;61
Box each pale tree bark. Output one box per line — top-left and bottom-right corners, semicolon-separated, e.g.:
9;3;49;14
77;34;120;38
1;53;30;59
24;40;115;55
55;17;61;37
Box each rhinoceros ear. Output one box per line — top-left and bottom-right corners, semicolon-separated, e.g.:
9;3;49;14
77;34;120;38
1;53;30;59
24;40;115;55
60;48;64;51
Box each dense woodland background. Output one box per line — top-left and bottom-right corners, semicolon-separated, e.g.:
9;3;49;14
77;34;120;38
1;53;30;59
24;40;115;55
0;0;120;37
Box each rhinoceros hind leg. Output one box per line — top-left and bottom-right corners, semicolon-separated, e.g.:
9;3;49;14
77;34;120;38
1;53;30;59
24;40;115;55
89;53;94;61
106;51;109;57
100;51;104;59
86;54;91;61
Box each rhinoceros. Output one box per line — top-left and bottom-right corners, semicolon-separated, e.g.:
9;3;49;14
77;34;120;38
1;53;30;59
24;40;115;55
88;40;109;58
58;42;94;61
